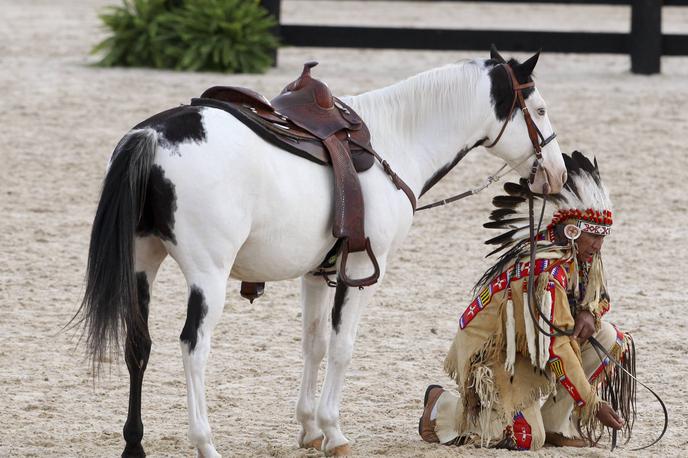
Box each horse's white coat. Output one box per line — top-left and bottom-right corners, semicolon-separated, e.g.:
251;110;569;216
136;59;564;456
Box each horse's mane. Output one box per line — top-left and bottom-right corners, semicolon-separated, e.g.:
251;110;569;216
350;60;486;140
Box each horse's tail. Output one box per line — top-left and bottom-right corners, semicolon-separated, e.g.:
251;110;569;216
75;128;158;373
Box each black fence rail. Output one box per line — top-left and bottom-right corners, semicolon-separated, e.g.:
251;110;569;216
419;0;686;4
260;0;687;74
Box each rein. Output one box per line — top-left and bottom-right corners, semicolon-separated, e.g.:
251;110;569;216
523;193;667;451
416;163;510;211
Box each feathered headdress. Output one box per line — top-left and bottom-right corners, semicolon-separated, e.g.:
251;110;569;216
484;151;613;256
474;151;613;301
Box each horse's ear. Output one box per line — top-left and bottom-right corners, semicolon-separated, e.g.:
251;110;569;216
519;49;541;76
490;44;506;63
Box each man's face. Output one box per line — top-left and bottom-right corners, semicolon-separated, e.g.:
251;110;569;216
576;232;605;262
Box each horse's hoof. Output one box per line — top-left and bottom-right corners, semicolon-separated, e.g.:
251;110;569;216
196;445;222;458
326;444;352;456
302;437;323;450
121;443;146;458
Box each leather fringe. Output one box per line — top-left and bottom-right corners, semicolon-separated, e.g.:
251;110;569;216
524;273;551;370
537;273;552;370
504;298;516;375
579;333;637;446
472;366;496;448
523;291;537;367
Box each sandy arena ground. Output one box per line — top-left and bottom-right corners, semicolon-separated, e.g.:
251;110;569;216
1;1;687;456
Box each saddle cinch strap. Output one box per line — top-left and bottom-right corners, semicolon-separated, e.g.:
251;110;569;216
195;62;415;299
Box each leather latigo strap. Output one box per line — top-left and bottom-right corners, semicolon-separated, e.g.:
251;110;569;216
322;135;381;288
323;135;366;251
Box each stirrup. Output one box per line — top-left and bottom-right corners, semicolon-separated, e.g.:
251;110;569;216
338;238;380;288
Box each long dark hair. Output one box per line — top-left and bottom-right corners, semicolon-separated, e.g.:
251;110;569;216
71;129;157;372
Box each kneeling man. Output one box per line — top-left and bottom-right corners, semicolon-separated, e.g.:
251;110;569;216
420;152;635;450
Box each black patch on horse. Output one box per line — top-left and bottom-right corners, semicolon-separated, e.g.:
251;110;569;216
332;282;348;333
136;165;178;244
420;138;486;197
488;59;535;121
122;272;152;456
180;285;207;352
134;106;206;152
134;272;151;330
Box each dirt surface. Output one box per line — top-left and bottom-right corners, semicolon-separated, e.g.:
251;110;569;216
1;1;687;456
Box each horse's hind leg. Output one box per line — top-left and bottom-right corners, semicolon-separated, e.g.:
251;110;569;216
177;261;231;458
297;274;334;450
122;236;167;458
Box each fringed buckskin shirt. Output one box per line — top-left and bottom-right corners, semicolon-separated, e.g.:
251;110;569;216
444;247;609;442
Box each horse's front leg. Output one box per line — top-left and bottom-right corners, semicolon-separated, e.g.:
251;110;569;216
297;273;335;450
318;255;385;456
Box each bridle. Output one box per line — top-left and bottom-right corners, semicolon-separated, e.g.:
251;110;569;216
416;63;556;212
485;63;557;185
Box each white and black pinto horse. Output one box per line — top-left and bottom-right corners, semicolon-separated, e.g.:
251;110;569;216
77;49;566;457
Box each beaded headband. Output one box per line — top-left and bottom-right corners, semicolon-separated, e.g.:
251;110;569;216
551;208;612;236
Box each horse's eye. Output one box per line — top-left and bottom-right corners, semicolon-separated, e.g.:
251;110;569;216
537;108;546;116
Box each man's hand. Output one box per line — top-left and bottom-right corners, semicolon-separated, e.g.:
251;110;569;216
572;310;595;344
596;403;624;430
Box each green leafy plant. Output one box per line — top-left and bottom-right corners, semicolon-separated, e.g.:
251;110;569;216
92;0;279;73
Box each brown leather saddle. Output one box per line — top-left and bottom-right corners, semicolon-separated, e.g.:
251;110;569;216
190;62;416;301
